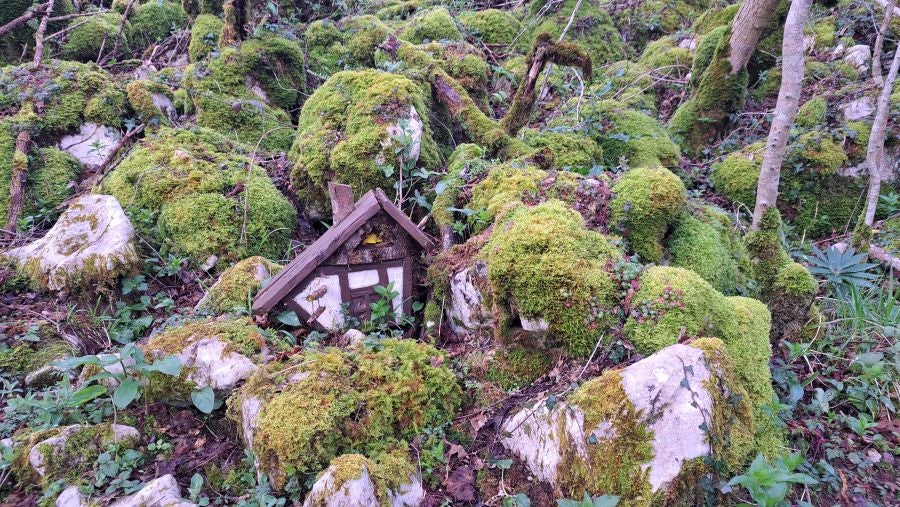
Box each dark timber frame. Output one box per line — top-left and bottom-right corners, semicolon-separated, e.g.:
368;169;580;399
252;188;435;324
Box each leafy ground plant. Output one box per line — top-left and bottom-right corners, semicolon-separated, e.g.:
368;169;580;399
728;453;817;507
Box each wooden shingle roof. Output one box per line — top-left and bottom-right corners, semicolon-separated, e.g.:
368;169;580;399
251;188;435;314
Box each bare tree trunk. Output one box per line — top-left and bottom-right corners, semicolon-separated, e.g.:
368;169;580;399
872;0;895;86
863;48;900;226
6;131;31;235
752;0;813;229
728;0;783;73
31;0;55;68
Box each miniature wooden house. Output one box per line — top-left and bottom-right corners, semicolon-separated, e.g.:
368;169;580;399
252;184;435;330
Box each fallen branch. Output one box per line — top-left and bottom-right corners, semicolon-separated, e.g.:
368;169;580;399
31;0;55;68
499;32;591;136
5;131;31;237
0;2;49;39
105;0;137;66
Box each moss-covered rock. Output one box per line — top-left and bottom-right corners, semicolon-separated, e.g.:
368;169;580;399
522;129;603;174
0;0;74;64
127;1;188;52
481;200;623;356
61;12;123;62
198;256;283;314
400;7;461;44
710;141;764;209
304;450;423;506
458;9;521;46
228;339;462;489
305;15;392;77
637;37;693;80
126;79;174;126
188;13;223;62
487;345;554;391
795;97;828;129
569;100;680;169
668;213;741;293
289;70;440;216
100;127;296;262
610;167;686;263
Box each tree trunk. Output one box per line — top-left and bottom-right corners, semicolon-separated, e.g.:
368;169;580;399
863;47;900;226
727;0;784;73
872;0;895;86
751;0;813;229
0;2;49;39
6;131;31;235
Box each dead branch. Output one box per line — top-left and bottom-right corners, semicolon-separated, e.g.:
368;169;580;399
872;0;895;86
5;131;31;236
31;0;55;68
105;0;138;66
499;32;592;136
0;2;50;39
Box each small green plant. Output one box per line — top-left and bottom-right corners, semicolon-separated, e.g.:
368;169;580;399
556;492;620;507
806;245;877;293
728;453;817;507
188;473;211;506
842;413;878;436
90;442;145;496
58;343;183;416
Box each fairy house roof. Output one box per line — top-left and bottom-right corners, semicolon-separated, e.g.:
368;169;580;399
252;186;436;314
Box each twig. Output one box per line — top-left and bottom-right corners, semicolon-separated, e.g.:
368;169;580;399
105;0;138;66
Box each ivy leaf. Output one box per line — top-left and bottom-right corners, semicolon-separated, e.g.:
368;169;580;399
191;387;216;414
277;310;301;327
113;378;140;409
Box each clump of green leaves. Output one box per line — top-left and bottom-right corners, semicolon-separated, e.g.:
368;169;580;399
728;453;816;507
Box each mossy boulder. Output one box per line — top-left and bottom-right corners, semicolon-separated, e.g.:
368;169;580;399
289;70;439;217
710;142;763;209
303;450;424;506
198;256;283;314
61;12;123;62
668;213;742;293
100;127;296;262
183;35;305;151
487;345;554;391
624;266;783;454
500;341;758;503
458;9;521;46
522;129;603;174
795;97;827;129
144;318;268;399
0;0;74;63
610;167;686;263
569;100;681;169
400;7;461;44
4;194;140;291
481;200;623;356
126;1;188;52
305;15;392;77
188;13;223;62
228;339;462;489
11;423;139;487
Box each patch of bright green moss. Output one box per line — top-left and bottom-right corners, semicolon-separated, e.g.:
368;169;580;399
562;370;654;501
486;346;553;391
100;127;296;262
146;317;266;357
795;97;827;129
323;448;418;506
668;214;741;293
458;9;521;46
305;15;392;77
127;1;187;51
288;69;440;216
482;200;623;356
610;167;686;263
526;0;625;68
400;7;461;44
710;142;764;208
202;256;283;314
61;12;123;62
578;100;681;169
235;339;462;488
188;13;223;62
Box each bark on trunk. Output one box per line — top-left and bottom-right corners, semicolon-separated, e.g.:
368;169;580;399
727;0;783;73
863;47;900;226
0;2;49;39
872;0;895;86
751;0;813;229
6;131;31;235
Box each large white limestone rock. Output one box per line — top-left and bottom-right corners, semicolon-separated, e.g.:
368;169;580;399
28;424;139;478
58;123;122;169
500;344;727;497
446;262;494;333
4;194;139;291
843;45;871;75
302;455;425;507
109;474;197;507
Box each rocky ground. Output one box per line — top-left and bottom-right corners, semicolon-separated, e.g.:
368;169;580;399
0;0;898;506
